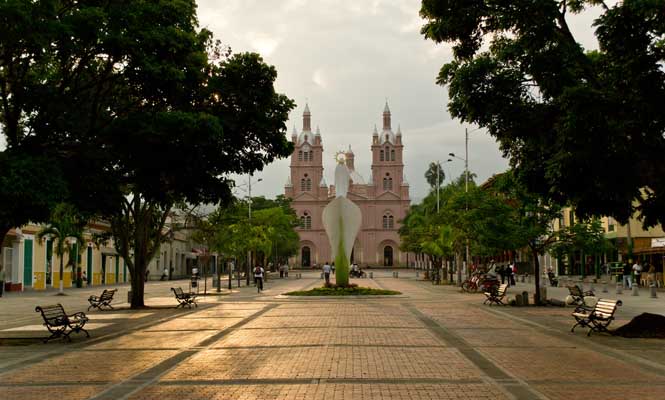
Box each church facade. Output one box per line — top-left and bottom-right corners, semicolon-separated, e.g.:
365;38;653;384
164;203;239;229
285;103;411;267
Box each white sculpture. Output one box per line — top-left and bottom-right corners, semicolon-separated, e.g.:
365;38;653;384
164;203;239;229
321;152;362;286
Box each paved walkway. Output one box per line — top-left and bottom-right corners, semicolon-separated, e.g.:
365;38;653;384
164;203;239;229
1;270;664;399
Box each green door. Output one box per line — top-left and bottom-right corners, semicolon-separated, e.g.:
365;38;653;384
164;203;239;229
123;260;127;282
87;247;93;285
23;238;33;287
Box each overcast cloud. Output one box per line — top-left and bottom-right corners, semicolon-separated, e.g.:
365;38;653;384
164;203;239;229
1;1;611;203
199;0;612;202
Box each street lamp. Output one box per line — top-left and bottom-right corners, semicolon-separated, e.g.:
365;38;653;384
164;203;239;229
449;126;483;285
166;229;175;281
235;175;263;286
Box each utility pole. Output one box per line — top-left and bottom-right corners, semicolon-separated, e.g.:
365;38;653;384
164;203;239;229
465;127;470;280
246;176;252;286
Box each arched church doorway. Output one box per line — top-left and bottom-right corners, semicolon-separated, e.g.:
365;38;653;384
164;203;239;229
301;246;311;267
383;246;393;267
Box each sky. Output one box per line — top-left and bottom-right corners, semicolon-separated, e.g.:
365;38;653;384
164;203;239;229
0;1;611;203
197;0;611;202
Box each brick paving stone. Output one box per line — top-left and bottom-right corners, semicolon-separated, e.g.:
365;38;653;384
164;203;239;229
243;315;424;329
160;347;482;381
534;384;665;400
87;330;217;349
129;383;509;400
146;317;244;331
1;385;105;400
1;350;179;384
214;327;441;347
451;327;575;348
477;347;664;383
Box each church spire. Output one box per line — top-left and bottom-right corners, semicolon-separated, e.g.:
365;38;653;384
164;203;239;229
303;103;311;132
383;101;391;131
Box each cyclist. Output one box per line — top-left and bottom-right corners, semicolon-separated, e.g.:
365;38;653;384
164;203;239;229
254;265;265;292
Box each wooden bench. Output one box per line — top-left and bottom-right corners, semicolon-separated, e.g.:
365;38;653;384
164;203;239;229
571;298;622;336
171;287;198;309
35;304;90;343
566;285;595;309
87;289;117;311
483;283;508;306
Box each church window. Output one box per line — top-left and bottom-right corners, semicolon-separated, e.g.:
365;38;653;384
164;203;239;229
383;173;393;191
298;151;303;161
302;174;312;191
380;150;384;161
382;214;394;229
300;212;312;229
390;149;395;161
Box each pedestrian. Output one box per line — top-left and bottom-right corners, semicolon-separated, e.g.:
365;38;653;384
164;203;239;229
0;265;5;297
510;263;517;286
331;262;335;274
632;260;643;287
647;263;656;286
323;262;332;285
279;264;284;278
623;261;632;289
497;265;505;284
161;267;168;281
284;263;289;278
254;265;265;291
81;271;87;287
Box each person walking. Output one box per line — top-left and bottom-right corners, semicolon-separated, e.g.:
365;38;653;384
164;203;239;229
254;265;265;292
632;260;643;287
323;262;332;285
161;267;168;281
284;263;289;278
510;263;517;286
498;265;506;284
623;262;633;289
279;264;284;278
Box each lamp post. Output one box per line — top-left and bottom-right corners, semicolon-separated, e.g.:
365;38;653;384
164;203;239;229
245;175;262;286
449;126;483;285
166;229;175;281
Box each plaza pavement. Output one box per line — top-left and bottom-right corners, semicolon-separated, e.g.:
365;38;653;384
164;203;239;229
1;270;664;399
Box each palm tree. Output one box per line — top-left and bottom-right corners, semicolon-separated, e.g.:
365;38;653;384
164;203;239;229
37;204;86;295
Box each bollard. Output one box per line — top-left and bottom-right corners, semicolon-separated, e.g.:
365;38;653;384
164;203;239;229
369;272;373;279
632;284;640;296
521;274;525;283
522;291;529;306
395;271;399;279
515;294;524;307
602;281;608;293
650;284;658;298
616;283;623;294
416;271;420;278
539;286;547;302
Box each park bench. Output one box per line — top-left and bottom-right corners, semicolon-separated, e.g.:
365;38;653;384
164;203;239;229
483;283;508;306
35;304;90;343
87;288;117;311
571;298;622;336
566;285;595;310
171;287;198;309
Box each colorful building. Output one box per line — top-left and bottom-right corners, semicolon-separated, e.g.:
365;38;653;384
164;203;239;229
1;221;194;292
285;103;411;267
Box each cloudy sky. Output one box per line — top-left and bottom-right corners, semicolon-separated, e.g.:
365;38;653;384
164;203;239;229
0;1;610;203
198;0;611;202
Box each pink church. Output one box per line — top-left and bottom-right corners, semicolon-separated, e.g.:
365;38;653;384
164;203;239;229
285;103;411;267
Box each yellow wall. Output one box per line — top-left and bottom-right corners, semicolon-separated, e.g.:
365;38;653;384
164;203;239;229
33;272;46;290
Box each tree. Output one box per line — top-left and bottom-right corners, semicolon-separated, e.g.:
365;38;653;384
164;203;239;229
37;203;86;295
1;1;294;307
421;0;665;227
425;162;445;189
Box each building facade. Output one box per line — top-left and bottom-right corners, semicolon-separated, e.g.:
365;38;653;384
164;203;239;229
285;103;411;267
1;222;198;292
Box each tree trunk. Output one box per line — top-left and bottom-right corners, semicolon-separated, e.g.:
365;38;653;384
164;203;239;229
533;247;541;305
456;250;462;286
129;267;145;308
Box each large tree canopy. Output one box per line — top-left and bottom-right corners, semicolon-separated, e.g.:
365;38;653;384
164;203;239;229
420;0;665;226
1;0;294;307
